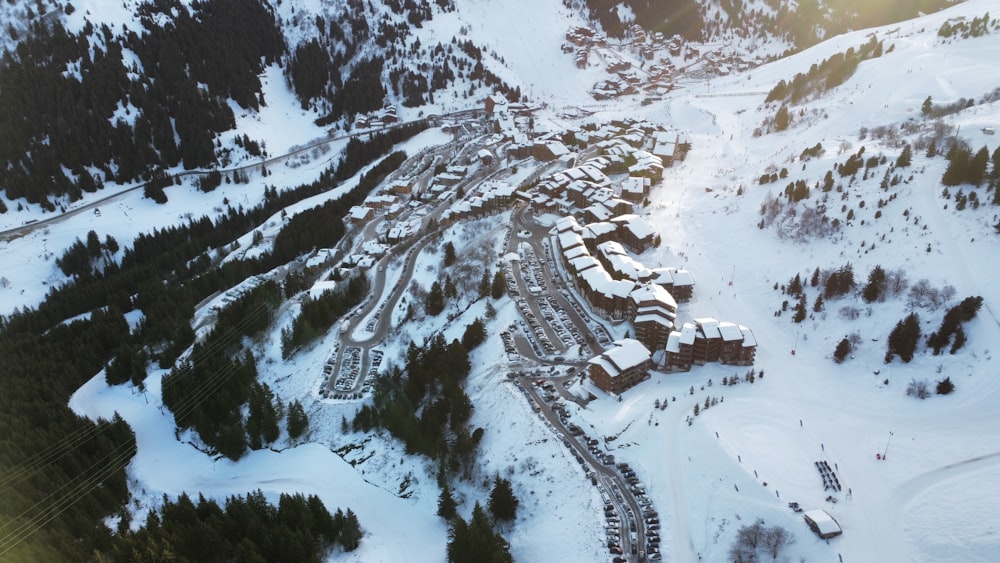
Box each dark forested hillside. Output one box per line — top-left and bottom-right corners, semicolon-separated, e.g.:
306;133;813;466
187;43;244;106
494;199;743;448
0;0;284;206
0;123;424;558
284;0;520;125
583;0;957;47
0;309;137;561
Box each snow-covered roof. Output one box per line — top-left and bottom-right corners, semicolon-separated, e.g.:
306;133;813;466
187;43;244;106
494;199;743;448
597;240;628;257
612;214;656;241
556;216;581;233
558;231;586;251
680;322;697;345
563;245;590;261
740;325;757;348
665;331;682;353
589;338;651;377
579;264;612;290
604;278;637;299
634;313;673;328
570;255;601;273
718;321;744;342
309;280;338;301
696;318;721;339
583;222;617;240
630;283;677;310
804;509;841;536
584;202;613;222
621;176;645;195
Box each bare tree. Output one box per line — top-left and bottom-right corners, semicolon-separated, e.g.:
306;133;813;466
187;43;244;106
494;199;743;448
763;525;795;559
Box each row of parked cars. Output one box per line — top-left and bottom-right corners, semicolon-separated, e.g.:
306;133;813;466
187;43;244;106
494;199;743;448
537;295;586;349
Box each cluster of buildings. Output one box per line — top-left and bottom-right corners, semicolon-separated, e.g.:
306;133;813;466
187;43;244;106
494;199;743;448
440;180;517;224
587;338;653;395
354;104;399;130
664;317;757;372
554;214;690;345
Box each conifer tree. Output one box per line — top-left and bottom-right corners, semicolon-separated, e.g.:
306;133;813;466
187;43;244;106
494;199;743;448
339;508;363;551
488;476;519;522
287;400;309;441
427;281;445;315
491;270;506;299
438;483;458;520
833;338;851;363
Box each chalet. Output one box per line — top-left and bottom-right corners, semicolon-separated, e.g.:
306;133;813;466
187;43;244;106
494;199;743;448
584;202;614;223
385;202;403;219
558;231;586;253
365;194;397;211
305;249;334;269
693;317;722;364
612;214;657;253
390;180;413;196
588;274;635;320
663;317;757;370
581;221;617;248
569;255;601;275
620;176;648;202
629;283;678;350
435;172;464;186
478;148;495;166
533;140;571;161
563;245;590;262
803;509;842;539
348;206;374;224
588;338;652;394
650;267;694;301
628;283;677;320
634;312;674;352
605;198;634;216
485;92;508;114
362;240;389;257
664;322;697;371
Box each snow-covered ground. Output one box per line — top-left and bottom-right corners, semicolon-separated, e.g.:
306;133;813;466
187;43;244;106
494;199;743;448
7;0;1000;561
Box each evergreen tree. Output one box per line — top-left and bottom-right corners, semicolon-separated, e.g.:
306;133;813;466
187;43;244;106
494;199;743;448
287;400;309;440
812;293;825;312
774;105;790;131
792;294;807;323
886;312;921;363
810;266;821;287
448;502;513;563
488;476;519;522
462;317;487;350
896;143;912;167
444;241;457;266
246;381;280;450
787;273;803;296
936;377;955;395
967;146;990;186
833;338;851;363
339;508;363;551
862;264;887;303
438;483;458;520
479;270;491;298
491;270;506;300
922;95;933;115
942;145;970;186
427;281;445;315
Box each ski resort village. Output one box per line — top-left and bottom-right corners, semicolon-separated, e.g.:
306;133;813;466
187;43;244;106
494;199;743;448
1;0;999;562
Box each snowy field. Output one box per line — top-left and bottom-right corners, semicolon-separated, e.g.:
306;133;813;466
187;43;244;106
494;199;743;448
4;0;1000;561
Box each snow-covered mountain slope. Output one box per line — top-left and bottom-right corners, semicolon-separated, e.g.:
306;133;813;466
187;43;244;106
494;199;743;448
5;0;1000;562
